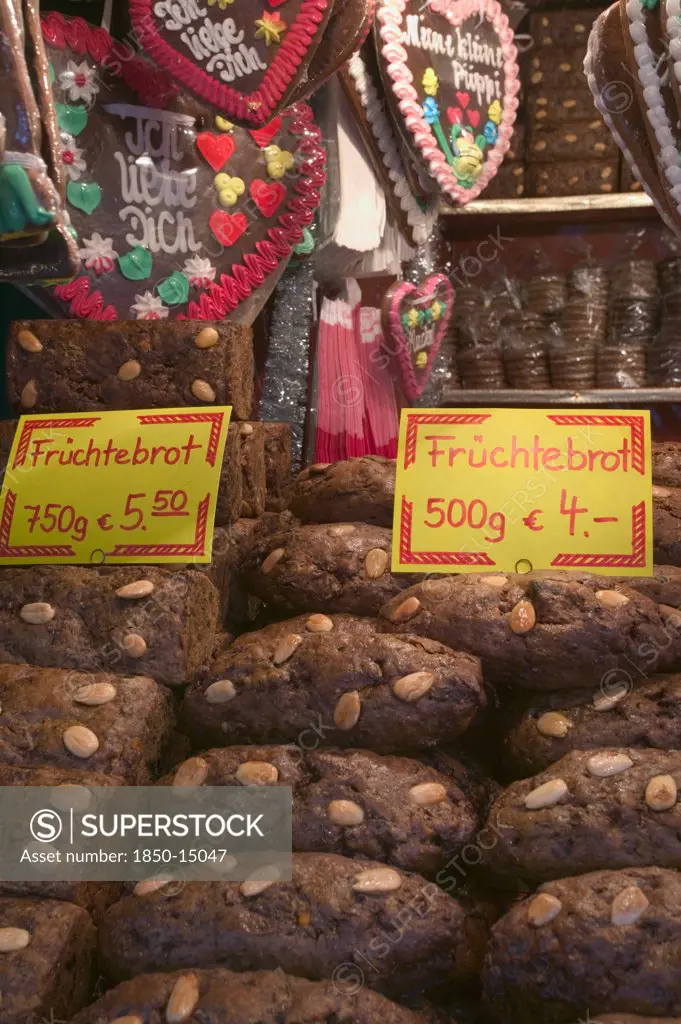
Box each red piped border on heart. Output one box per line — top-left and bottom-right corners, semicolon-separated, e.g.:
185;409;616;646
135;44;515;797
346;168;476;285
41;12;326;321
376;0;520;205
385;273;454;401
128;0;330;127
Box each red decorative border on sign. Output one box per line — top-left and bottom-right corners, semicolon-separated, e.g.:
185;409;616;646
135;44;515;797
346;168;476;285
551;501;647;568
0;491;75;557
399;496;495;566
403;412;491;469
136;412;225;467
547;414;646;475
105;493;211;557
12;417;100;470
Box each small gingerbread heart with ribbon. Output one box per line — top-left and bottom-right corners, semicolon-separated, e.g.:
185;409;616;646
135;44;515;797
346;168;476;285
383;273;454;401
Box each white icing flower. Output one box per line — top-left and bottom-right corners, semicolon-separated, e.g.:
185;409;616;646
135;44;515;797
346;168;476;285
130;292;170;321
60;133;86;181
59;61;99;104
78;233;117;276
183;256;216;289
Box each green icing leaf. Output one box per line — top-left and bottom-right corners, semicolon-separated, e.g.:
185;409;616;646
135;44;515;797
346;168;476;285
157;271;189;305
48;63;55;85
118;246;153;281
66;180;101;215
292;227;314;256
56;103;88;136
0;165;54;235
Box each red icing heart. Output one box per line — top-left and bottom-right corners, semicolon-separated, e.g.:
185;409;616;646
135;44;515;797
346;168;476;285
456;91;470;109
384;274;455;401
250;116;283;149
467;110;481;128
196;132;235;172
250;179;286;218
209;210;248;247
446;107;463;125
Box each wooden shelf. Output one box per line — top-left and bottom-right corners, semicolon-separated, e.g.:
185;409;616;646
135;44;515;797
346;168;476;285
439;192;657;237
442;387;681;407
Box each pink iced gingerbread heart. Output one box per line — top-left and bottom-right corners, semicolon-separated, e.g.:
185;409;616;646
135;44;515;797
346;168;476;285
375;0;520;205
383;273;455;401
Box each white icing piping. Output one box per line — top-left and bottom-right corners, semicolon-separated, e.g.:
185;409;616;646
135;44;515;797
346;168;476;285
346;52;438;244
584;8;676;232
1;151;48;171
104;104;196;127
625;0;681;197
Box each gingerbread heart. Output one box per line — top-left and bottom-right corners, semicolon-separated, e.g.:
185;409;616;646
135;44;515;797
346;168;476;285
196;131;236;171
128;0;334;127
375;0;520;204
37;13;325;322
383;274;454;401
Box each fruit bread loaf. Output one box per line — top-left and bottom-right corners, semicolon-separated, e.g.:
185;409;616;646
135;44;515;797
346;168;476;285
653;485;681;565
0;565;219;687
264;422;292;512
501;675;681;776
157;745;479;876
379;573;681;690
6;320;254;420
529;8;599;48
528;159;619;196
0;663;174;782
69;968;432;1024
0;897;96;1023
527;120;616;162
98;852;482;996
0;764;123;917
482;867;681;1023
238;422;266;518
180;613;485;752
290;457;396;526
653;441;681;487
484;748;681;880
241;517;418;616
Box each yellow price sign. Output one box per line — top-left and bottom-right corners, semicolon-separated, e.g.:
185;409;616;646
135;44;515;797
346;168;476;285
0;407;232;565
392;408;653;576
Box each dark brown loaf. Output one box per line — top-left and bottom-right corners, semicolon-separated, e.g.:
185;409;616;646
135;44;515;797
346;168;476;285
180;614;485;752
653;442;681;487
527;120;616;162
484;748;681;880
69;968;432;1024
157;745;479;875
502;675;681;776
290;457;396;526
653;485;681;564
0;663;174;782
528;159;618;196
482;867;681;1023
379;572;681;690
529;9;599;48
0;565;219;687
6;320;254;420
0;765;123;916
98;853;481;996
241;517;418;616
238;422;266;518
0;897;96;1024
264;422;293;512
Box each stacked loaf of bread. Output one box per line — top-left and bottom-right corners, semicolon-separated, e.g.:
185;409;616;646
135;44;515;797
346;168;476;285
5;323;681;1023
526;9;619;198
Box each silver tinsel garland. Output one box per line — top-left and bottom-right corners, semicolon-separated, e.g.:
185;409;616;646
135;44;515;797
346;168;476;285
259;256;315;468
